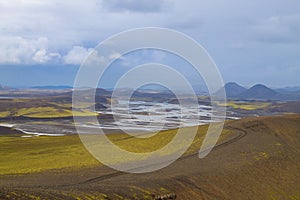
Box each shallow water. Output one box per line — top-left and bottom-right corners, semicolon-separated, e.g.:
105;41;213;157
0;101;236;136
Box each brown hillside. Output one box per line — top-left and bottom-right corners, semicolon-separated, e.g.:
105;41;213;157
0;115;300;199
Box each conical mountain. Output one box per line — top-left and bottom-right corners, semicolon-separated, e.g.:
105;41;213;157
238;84;278;100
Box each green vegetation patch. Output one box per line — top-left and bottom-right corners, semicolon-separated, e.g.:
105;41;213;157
222;101;271;110
0;135;99;175
0;124;235;175
0;98;98;119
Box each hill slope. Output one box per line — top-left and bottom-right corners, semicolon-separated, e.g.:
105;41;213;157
215;82;247;98
225;82;247;98
238;84;278;100
264;101;300;113
1;115;300;199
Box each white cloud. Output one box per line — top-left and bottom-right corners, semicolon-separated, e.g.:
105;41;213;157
63;46;93;65
33;49;50;63
33;49;61;63
0;0;300;88
0;36;61;64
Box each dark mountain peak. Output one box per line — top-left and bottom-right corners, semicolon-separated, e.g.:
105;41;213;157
238;84;278;100
221;82;247;98
225;82;242;87
224;82;246;90
248;84;277;94
251;84;270;89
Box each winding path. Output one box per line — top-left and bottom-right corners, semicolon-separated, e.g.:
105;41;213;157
74;125;248;185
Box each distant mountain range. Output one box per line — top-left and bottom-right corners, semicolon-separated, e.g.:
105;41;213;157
0;84;15;91
218;82;300;101
0;84;73;91
1;82;300;101
30;85;73;90
274;86;300;93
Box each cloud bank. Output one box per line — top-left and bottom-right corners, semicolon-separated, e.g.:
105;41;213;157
0;0;300;87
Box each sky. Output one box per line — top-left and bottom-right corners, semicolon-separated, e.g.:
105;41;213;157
0;0;300;88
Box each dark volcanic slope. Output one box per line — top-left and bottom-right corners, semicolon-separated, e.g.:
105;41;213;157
224;82;247;98
217;82;300;101
238;84;278;100
1;115;300;199
215;82;247;98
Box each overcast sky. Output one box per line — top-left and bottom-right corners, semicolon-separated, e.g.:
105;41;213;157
0;0;300;88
